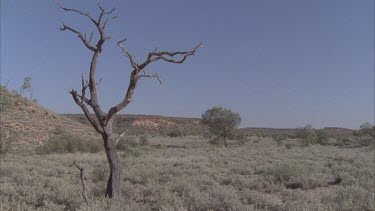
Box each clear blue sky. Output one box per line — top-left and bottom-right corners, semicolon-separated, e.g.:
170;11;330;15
1;0;374;129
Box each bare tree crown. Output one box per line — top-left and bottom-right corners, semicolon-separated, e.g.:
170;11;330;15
57;1;201;199
57;1;202;135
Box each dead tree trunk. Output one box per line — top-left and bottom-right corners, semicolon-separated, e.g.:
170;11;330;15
57;1;201;199
101;119;122;197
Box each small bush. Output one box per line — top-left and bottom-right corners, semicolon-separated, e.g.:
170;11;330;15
272;134;286;146
285;143;294;149
296;125;317;147
316;130;329;145
0;95;13;112
121;147;141;158
116;136;138;150
209;136;225;146
138;135;149;146
202;130;212;140
0;129;16;158
167;127;186;137
35;132;102;154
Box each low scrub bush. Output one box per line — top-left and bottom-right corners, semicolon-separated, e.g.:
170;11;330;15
296;125;318;146
121;147;141;158
138;135;149;146
167;127;186;137
272;134;287;146
116;136;138;150
0;95;13;112
0;129;16;158
316;130;329;145
35;133;102;154
209;136;226;146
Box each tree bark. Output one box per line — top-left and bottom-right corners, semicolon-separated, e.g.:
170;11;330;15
102;131;122;198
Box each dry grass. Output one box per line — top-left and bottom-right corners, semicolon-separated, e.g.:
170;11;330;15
0;137;374;210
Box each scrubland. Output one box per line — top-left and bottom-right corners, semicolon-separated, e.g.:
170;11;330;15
1;136;374;211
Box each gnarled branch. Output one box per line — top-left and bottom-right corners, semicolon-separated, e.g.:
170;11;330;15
69;90;103;134
147;42;203;63
117;39;138;69
59;23;96;52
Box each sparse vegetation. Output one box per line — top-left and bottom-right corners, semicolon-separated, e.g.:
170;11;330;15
139;135;149;146
316;129;330;145
296;124;318;146
35;131;102;154
0;94;13;112
1;137;373;210
116;136;139;150
167;126;186;137
0;129;16;159
272;134;286;146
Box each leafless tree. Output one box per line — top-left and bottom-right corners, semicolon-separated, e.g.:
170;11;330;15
57;1;201;198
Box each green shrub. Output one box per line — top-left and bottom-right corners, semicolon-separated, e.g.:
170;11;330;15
35;133;102;154
316;130;329;145
0;129;16;158
0;95;13;112
285;143;294;149
209;136;225;146
167;127;186;137
121;147;141;158
202;130;212;140
272;134;286;146
138;135;149;146
296;124;317;146
116;136;138;151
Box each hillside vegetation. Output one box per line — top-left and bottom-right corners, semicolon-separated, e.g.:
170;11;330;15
0;87;98;153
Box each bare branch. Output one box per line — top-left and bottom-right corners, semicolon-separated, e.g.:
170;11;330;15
73;161;89;205
117;39;138;69
70;90;103;134
60;23;96;52
56;0;97;25
103;18;110;30
138;72;162;84
88;32;94;44
98;3;115;24
115;129;127;144
80;74;89;103
148;42;203;63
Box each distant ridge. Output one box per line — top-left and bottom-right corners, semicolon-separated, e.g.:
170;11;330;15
63;113;354;137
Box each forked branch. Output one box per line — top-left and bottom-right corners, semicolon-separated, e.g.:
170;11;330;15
59;23;96;52
106;41;203;122
69;90;103;134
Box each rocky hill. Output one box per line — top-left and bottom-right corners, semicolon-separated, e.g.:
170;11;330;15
0;87;98;152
